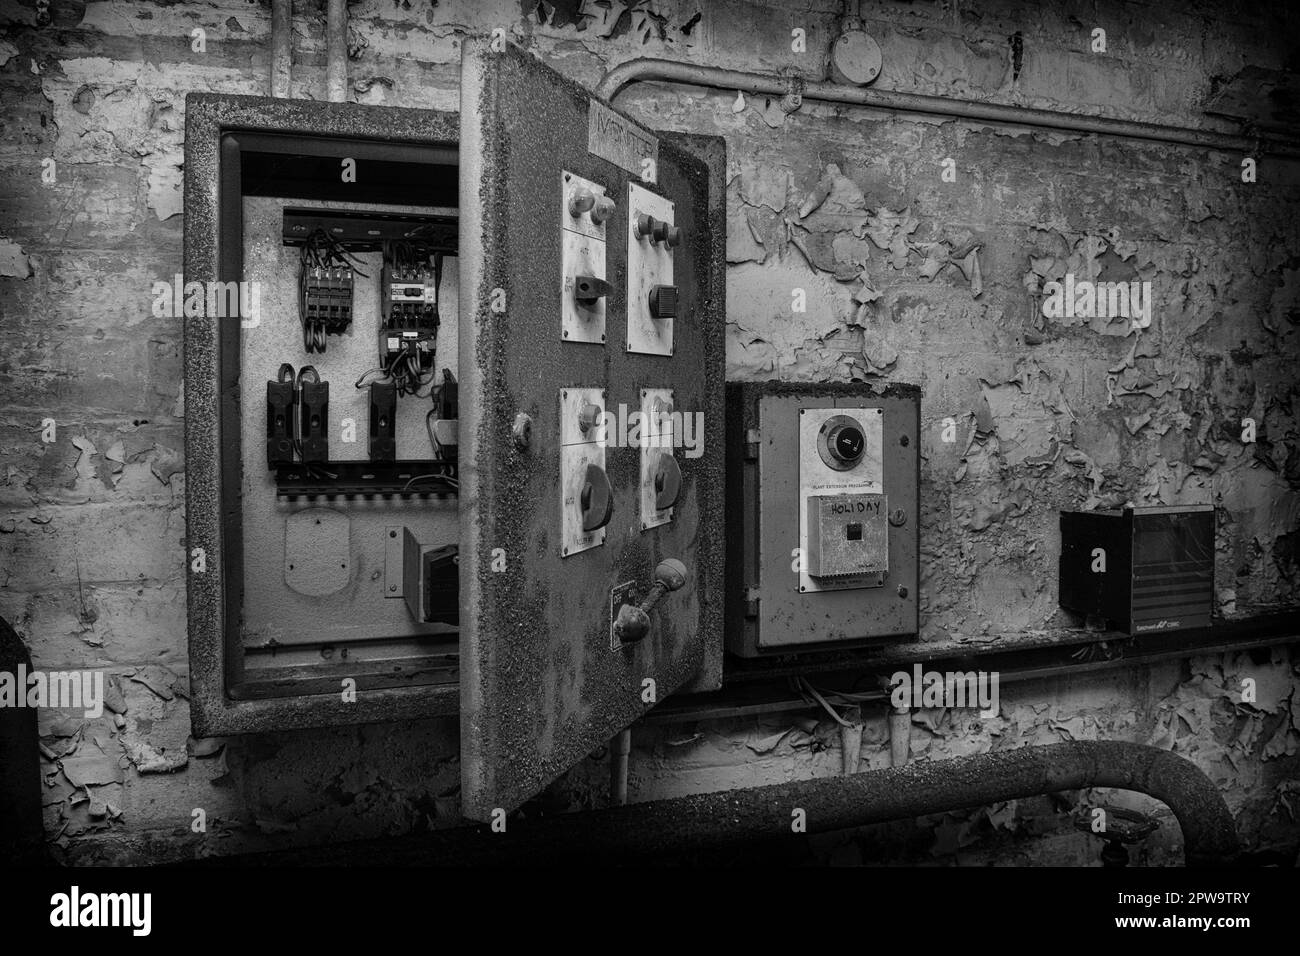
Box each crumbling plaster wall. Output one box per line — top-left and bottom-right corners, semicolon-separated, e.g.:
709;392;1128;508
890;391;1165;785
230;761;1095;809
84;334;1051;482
0;0;1296;864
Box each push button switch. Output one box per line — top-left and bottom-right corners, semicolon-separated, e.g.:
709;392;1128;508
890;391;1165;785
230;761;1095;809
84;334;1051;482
590;195;615;225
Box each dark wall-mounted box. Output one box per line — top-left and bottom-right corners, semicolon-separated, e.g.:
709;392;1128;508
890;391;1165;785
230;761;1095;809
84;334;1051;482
1059;505;1215;634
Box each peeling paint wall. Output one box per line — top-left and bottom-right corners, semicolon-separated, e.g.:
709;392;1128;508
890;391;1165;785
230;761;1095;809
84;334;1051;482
1;0;1297;864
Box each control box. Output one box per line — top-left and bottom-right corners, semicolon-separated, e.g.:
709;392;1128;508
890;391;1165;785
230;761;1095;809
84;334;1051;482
726;382;921;656
183;42;726;823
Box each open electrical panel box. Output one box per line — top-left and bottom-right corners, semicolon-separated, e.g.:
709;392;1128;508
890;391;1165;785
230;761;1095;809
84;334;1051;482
183;42;725;819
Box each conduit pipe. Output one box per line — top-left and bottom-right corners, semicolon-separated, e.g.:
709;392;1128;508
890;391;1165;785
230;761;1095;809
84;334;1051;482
609;728;632;806
326;0;348;103
209;741;1239;867
269;0;292;98
596;58;1300;156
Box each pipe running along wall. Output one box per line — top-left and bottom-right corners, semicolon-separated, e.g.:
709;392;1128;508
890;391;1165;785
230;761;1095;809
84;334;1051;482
596;58;1300;156
270;0;291;98
208;742;1240;866
326;0;348;103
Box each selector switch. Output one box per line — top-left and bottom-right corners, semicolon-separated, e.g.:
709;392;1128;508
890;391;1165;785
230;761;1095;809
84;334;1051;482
653;453;682;510
648;285;678;320
574;275;611;304
828;422;865;464
580;464;614;532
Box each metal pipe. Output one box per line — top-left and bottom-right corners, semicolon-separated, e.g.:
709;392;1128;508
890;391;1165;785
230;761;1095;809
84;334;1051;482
270;0;292;98
610;728;631;806
326;0;347;103
203;741;1239;867
596;58;1300;156
889;704;910;767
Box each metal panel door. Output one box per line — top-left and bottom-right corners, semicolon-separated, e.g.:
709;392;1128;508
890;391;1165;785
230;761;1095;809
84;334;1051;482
458;40;725;821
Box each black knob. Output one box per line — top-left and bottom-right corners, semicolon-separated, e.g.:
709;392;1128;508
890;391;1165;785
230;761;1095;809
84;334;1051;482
829;423;864;463
648;285;678;320
653;452;682;509
579;464;613;532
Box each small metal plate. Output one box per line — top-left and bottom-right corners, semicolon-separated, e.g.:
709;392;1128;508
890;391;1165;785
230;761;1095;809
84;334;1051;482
561;171;608;345
560;387;607;557
588;100;658;180
608;580;639;651
384;525;404;599
284;508;351;597
639;387;675;531
626;182;674;355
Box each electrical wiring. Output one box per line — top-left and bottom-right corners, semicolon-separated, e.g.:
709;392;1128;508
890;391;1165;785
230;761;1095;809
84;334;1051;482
401;472;458;494
796;676;854;728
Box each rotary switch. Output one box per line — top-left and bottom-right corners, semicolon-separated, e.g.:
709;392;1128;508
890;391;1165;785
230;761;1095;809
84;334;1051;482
579;463;613;532
648;285;678;320
574;274;612;305
828;422;865;464
653;452;682;510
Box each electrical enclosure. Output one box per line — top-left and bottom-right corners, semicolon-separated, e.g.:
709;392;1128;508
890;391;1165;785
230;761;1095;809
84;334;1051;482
183;41;725;821
726;382;921;656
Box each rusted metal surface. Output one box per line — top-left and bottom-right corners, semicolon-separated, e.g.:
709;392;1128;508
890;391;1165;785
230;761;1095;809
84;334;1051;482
457;41;726;821
196;741;1240;867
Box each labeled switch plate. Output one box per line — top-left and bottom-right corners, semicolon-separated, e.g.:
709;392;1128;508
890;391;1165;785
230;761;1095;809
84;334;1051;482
608;580;639;651
805;492;887;583
561;171;608;344
626;182;674;355
797;407;883;593
639;387;675;531
560;387;607;557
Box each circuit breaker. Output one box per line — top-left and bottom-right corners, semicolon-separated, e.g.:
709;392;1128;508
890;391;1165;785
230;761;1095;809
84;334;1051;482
726;382;921;655
183;42;725;823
